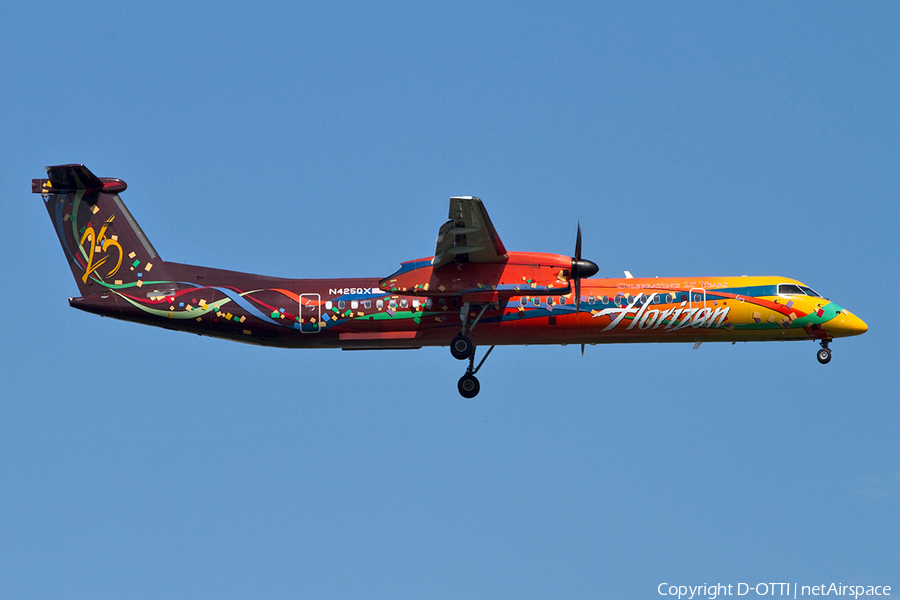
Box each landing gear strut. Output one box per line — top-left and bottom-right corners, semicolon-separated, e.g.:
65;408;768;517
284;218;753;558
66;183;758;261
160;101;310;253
449;301;496;397
457;345;495;398
450;302;490;360
817;339;832;364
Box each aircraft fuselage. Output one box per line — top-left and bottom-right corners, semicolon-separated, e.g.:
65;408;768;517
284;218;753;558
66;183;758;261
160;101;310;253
69;263;866;350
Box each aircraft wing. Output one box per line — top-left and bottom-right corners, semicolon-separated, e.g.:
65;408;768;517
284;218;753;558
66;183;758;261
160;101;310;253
432;196;509;269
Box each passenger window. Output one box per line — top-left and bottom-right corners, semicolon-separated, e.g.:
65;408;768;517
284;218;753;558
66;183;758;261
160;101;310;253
560;296;567;305
424;298;432;308
602;295;609;304
520;296;527;305
400;299;408;308
338;301;345;310
351;300;359;309
364;300;371;309
325;301;333;310
376;299;383;309
412;299;419;308
589;295;595;305
532;297;540;306
389;299;397;309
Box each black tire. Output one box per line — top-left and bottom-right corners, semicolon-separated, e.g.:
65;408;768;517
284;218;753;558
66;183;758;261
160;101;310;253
458;374;480;398
450;335;473;360
817;348;832;364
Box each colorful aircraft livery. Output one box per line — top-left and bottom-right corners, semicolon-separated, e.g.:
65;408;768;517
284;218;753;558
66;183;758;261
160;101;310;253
35;164;868;397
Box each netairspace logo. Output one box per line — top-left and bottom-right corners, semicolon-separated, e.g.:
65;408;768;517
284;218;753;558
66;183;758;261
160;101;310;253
657;582;892;599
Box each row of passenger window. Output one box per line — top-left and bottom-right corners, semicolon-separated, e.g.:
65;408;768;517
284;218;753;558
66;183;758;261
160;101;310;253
516;292;696;307
321;290;724;314
324;297;440;311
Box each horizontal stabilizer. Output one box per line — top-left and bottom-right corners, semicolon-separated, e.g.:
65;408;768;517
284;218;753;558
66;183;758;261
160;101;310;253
32;164;127;197
47;164;103;190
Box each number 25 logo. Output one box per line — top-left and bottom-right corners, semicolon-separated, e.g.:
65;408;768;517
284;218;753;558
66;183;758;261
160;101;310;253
79;214;123;283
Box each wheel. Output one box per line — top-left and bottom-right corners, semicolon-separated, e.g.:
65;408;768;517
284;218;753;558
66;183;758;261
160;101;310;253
458;374;480;398
450;334;473;360
817;348;832;364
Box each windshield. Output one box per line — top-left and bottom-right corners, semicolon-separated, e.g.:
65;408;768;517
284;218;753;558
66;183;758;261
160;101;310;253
799;285;823;298
778;283;826;299
778;284;804;295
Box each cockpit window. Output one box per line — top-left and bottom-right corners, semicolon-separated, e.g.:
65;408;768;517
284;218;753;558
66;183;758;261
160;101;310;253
778;284;805;296
777;283;826;298
799;285;823;298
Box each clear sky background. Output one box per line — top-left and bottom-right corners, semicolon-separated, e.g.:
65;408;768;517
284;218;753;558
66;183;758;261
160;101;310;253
1;2;897;598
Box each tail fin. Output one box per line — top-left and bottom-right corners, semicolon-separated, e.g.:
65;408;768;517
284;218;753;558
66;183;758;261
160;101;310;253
34;164;176;297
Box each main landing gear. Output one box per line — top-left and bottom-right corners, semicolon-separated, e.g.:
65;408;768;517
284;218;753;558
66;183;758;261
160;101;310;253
451;301;488;361
457;345;496;398
817;339;832;364
452;301;494;397
450;334;473;360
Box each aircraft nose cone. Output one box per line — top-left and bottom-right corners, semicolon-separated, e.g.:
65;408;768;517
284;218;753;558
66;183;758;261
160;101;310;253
826;311;868;338
572;258;599;279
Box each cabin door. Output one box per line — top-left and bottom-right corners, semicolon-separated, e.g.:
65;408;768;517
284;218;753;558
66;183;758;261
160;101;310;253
689;287;707;309
299;293;322;333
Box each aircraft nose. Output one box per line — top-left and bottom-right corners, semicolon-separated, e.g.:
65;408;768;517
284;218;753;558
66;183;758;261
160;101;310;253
826;310;868;338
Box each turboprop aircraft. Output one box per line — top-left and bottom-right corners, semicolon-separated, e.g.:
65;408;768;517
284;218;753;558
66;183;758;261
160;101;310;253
34;164;868;397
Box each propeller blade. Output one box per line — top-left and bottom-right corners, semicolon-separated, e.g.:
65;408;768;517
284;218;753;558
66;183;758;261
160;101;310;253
575;222;582;261
581;343;585;357
575;277;581;314
570;221;598;314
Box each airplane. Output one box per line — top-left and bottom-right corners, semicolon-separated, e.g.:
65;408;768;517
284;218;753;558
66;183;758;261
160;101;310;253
34;164;868;397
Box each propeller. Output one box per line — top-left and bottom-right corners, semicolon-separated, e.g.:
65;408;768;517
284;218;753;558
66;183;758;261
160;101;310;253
570;222;599;314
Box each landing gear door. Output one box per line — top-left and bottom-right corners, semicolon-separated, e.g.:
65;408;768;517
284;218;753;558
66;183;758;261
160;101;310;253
299;293;321;333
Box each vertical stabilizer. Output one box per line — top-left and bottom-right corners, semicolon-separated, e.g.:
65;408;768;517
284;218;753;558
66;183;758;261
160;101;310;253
34;164;176;298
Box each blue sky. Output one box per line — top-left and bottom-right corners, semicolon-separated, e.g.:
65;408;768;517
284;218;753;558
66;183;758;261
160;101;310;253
1;2;897;598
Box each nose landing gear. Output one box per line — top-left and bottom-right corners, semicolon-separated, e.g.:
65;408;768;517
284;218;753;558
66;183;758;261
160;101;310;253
817;339;832;364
